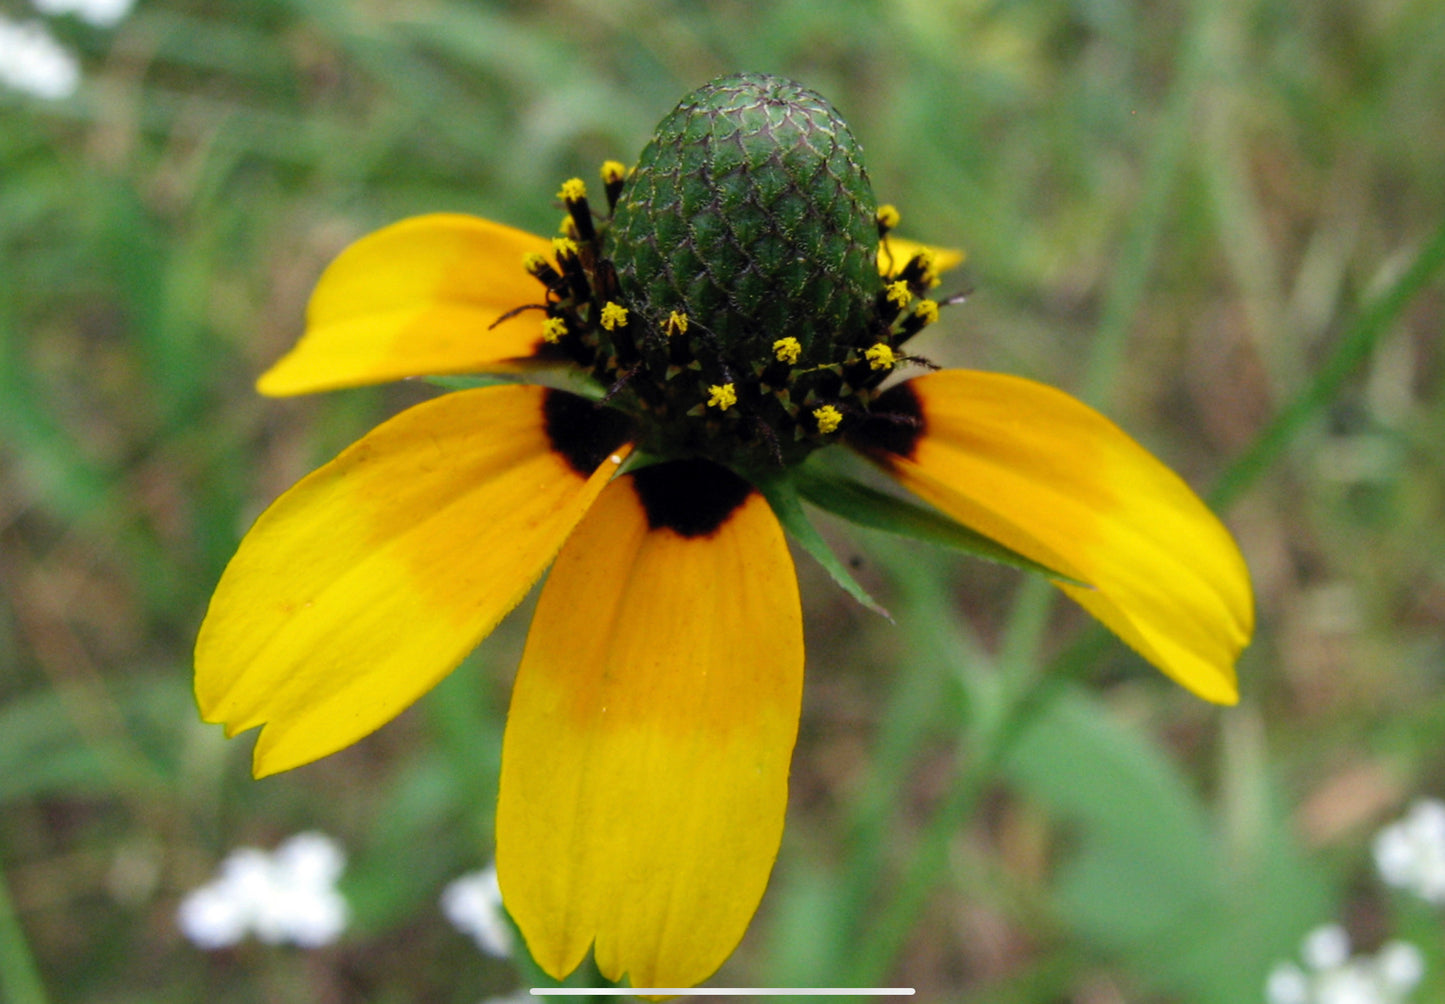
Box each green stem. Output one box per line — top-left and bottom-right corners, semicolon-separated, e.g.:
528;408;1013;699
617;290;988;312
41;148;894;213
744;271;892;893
844;0;1222;984
827;564;983;962
1080;4;1215;409
0;864;48;1004
843;674;1070;987
1210;215;1445;509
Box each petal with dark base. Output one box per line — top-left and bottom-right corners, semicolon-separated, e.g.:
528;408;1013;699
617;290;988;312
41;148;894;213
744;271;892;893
195;386;631;776
497;461;803;988
853;371;1253;703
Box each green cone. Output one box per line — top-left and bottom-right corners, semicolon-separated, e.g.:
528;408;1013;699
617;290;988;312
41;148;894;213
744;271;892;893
610;73;880;364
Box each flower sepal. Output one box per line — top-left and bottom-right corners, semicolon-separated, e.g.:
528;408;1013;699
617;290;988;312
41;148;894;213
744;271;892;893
793;455;1089;586
424;368;608;401
748;466;891;620
422;373;519;391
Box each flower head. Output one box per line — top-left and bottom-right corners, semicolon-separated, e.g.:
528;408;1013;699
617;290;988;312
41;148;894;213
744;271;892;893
176;832;348;950
31;0;136;28
197;72;1252;988
441;864;513;958
1374;798;1445;904
0;17;78;100
1266;925;1424;1004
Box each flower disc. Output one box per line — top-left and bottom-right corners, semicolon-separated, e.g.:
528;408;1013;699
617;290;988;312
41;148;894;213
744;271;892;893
609;73;880;365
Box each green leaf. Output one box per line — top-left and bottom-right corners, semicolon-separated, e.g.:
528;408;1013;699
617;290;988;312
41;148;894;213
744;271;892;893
1003;688;1334;1004
793;461;1087;586
751;470;890;620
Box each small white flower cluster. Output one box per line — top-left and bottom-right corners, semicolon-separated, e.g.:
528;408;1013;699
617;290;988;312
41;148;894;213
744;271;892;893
1375;799;1445;905
0;0;136;101
31;0;135;28
0;19;78;100
1266;925;1424;1004
176;832;348;949
441;864;513;957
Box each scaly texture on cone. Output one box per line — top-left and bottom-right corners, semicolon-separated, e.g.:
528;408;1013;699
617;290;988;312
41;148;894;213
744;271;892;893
610;72;879;365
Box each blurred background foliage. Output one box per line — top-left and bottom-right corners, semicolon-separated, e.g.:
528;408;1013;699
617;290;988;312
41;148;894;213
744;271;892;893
2;0;1444;1001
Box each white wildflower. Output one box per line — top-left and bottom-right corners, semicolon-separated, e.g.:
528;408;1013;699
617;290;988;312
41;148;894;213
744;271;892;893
0;17;78;100
177;832;348;949
1266;925;1424;1004
30;0;137;29
1303;925;1352;970
1266;963;1310;1004
1374;799;1445;905
441;864;512;957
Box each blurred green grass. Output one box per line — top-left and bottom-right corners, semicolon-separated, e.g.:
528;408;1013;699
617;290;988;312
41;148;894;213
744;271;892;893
3;0;1445;1001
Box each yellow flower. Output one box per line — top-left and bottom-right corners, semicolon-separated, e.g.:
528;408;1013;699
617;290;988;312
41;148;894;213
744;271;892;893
864;342;897;371
772;336;802;364
599;300;628;331
706;383;738;410
812;405;843;434
199;74;1252;992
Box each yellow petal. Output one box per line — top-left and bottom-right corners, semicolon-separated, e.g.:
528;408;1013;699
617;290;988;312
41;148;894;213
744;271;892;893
853;371;1252;703
195;385;634;776
496;460;803;989
877;235;965;277
258;214;555;396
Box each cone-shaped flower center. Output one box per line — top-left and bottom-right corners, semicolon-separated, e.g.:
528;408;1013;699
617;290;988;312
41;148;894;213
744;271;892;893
524;72;943;471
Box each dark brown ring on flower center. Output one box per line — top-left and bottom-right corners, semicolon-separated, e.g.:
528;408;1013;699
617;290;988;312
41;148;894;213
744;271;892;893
542;389;636;476
848;380;925;460
630;458;753;538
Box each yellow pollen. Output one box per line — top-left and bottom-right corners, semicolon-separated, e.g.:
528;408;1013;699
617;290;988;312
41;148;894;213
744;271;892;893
522;252;548;275
541;317;567;344
552;236;579;258
601;160;628;184
707;383;738;411
877;204;900;230
812;405;843;434
886;280;912;308
772;337;802;364
666;310;689;336
912;249;940;288
913;299;940;325
557;177;587;202
600;301;629;331
558;216;578;238
865;343;897;371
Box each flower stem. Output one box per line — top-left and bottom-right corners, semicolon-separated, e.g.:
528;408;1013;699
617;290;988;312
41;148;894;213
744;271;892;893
844;0;1223;985
0;863;48;1004
1209;214;1445;510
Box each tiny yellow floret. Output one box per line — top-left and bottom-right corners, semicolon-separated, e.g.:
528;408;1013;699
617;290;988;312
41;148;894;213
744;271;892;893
558;177;588;202
911;249;940;288
552;236;579;258
772;337;802;365
666;310;689;337
601;160;628;184
707;383;738;411
812;405;843;434
522;252;549;275
913;299;940;326
865;343;897;371
886;280;912;309
600;301;629;331
541;317;568;344
876;204;900;230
